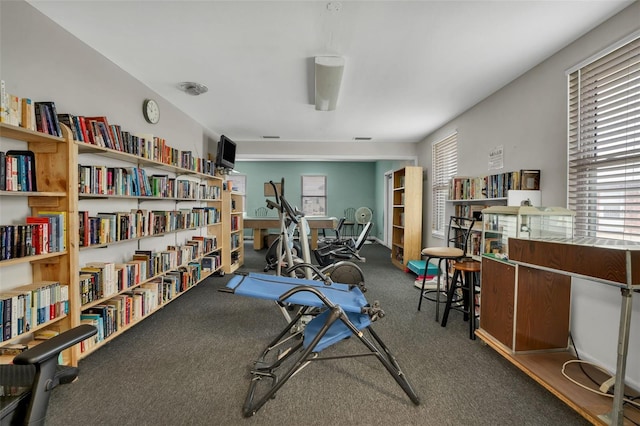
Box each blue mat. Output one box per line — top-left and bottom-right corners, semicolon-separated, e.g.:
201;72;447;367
407;260;440;276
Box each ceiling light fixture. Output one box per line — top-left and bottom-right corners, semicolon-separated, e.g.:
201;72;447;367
315;56;345;111
178;81;208;96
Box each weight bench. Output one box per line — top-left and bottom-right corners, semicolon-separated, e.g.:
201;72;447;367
225;272;420;417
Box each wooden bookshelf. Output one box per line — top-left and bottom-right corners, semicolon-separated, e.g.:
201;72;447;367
390;166;423;270
0;122;77;365
222;187;244;273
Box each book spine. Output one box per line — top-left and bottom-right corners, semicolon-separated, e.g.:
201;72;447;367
0;80;7;123
0;151;5;191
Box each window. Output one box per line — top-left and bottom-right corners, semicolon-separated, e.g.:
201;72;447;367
301;175;326;216
568;34;640;240
432;133;458;237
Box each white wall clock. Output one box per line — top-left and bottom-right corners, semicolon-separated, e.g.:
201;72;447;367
143;98;160;124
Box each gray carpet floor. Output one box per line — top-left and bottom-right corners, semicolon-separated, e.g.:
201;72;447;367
46;242;589;425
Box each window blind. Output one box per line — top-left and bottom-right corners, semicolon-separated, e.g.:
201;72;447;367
301;175;326;216
432;133;458;237
568;35;640;240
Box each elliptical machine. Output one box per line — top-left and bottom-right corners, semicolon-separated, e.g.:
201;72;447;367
262;179;366;292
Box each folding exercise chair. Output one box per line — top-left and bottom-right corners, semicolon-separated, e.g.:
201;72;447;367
225;272;420;417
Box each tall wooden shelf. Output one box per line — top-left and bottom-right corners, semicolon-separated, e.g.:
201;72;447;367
390;166;423;270
222;188;244;273
0;122;77;365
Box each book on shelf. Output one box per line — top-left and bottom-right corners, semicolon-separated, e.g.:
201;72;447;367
21;98;35;131
0;80;7;123
78;211;89;247
56;113;79;140
6;150;37;192
77;116;92;143
33;102;62;137
80;266;109;301
0;343;28;356
0;152;5;191
85;262;117;298
34;329;59;340
0;292;20;339
80;312;105;342
85;117;117;149
26;216;50;254
38;211;66;252
6;94;21;127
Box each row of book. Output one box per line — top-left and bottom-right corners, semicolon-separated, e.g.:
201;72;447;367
79;236;217;306
448;170;541;200
453;204;487;220
230;215;241;231
231;233;242;250
1;150;37;192
201;253;221;272
64;113;217;175
78;164;221;199
1;81;218;176
0;212;66;261
80;262;205;353
78;208;220;247
0;83;62;137
0;281;69;342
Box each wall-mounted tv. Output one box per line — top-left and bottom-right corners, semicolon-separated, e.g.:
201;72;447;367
215;135;236;170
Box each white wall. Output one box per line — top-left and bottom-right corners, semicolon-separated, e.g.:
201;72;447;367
417;3;640;389
0;1;205;155
1;3;210;284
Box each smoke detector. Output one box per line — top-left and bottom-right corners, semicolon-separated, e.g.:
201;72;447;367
178;82;208;96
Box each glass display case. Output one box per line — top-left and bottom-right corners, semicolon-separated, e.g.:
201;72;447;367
481;206;575;260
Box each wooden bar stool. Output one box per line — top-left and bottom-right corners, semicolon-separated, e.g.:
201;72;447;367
441;259;481;339
417;216;476;322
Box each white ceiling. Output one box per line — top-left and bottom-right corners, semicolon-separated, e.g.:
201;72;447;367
27;0;633;144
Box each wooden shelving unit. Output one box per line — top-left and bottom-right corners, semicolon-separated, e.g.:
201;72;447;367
0;122;77;365
222;188;244;273
390;166;422;270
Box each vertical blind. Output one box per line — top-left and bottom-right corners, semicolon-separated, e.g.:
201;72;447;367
432;133;458;237
568;35;640;240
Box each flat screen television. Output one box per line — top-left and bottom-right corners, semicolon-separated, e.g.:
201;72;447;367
215;135;236;170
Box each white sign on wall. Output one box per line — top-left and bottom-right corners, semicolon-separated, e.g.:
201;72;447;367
488;145;504;170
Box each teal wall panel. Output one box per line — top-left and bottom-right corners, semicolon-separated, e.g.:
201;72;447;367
235;160;414;239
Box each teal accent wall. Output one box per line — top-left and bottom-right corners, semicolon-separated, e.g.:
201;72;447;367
236;160;414;240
